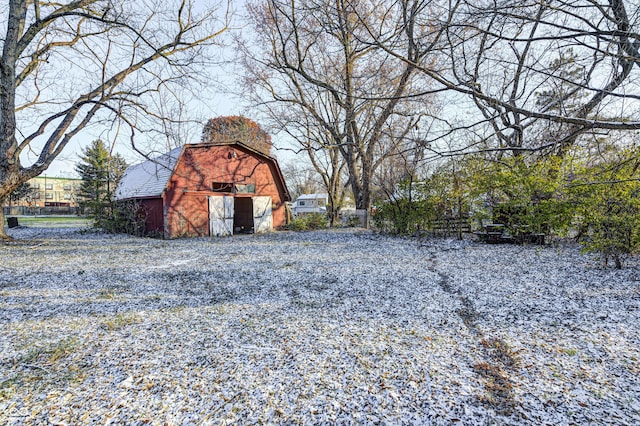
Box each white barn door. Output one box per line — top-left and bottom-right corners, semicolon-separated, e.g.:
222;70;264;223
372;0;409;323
253;196;272;233
209;195;234;236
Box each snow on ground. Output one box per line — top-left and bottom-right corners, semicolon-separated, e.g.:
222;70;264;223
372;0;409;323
0;227;639;425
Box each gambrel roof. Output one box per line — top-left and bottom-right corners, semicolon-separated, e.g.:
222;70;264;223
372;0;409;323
115;147;182;200
115;142;291;202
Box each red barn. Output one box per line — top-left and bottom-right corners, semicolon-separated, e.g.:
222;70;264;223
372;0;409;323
115;142;290;238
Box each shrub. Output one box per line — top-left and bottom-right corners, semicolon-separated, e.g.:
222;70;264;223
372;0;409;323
285;213;328;231
373;171;470;236
373;197;440;235
469;156;572;239
100;200;149;237
568;150;640;268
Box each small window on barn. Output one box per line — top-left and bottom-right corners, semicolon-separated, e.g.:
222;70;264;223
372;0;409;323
212;182;233;193
299;201;306;206
235;183;256;194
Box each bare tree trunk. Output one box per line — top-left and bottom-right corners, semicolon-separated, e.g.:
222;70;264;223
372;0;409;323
405;0;640;160
0;171;22;240
0;199;7;240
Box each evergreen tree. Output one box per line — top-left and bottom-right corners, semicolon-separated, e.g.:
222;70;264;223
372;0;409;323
75;140;128;228
9;182;36;206
535;49;586;115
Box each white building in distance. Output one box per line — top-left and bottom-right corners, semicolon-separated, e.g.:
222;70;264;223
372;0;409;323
291;193;328;216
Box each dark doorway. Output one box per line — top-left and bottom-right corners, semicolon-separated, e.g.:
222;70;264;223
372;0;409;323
234;197;254;233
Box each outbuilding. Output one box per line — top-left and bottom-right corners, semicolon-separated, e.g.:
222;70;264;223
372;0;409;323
115;141;290;238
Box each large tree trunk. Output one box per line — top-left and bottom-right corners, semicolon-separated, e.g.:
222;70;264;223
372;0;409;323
0;173;22;240
350;177;372;228
0;160;42;240
0;201;6;240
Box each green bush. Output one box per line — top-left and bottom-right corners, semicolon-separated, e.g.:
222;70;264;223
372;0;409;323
469;147;639;266
568;150;640;268
373;197;440;235
285;213;328;231
373;170;470;236
469;156;572;238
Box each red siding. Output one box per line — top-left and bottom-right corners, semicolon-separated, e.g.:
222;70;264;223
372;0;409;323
139;198;164;235
164;145;287;238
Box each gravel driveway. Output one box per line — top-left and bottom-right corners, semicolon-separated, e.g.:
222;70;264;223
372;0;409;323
1;227;639;424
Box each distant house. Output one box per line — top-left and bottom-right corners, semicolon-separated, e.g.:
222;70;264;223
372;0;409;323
115;141;290;238
291;193;328;216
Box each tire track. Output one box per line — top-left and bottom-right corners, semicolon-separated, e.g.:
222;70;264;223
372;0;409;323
431;263;520;415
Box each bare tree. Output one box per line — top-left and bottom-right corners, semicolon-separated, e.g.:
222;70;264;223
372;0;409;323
400;0;640;159
372;118;429;205
281;160;323;201
241;0;439;225
259;87;349;226
293;117;349;226
0;0;231;239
